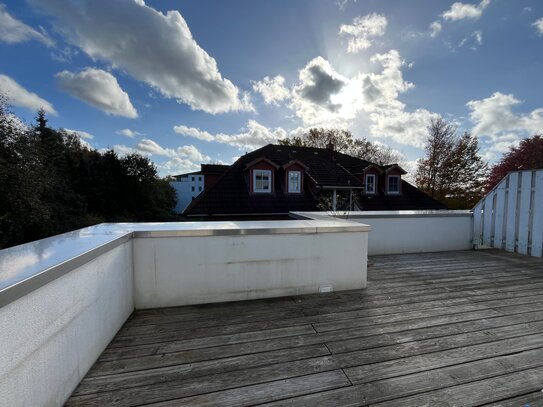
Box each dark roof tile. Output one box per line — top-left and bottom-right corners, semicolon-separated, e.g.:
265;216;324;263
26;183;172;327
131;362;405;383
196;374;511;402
185;144;446;215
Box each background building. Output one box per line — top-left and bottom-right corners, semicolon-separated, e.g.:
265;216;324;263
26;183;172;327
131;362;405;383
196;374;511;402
170;164;229;213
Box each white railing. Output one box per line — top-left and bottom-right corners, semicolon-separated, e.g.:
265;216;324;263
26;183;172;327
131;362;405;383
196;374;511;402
473;170;543;257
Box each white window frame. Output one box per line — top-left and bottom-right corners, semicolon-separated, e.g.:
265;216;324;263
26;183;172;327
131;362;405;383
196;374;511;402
253;169;272;193
288;171;301;193
365;174;376;194
387;175;400;194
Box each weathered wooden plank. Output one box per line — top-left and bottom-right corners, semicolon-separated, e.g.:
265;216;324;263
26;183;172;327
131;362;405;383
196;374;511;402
90;325;318;376
334;328;543;377
481;391;543;407
65;250;543;407
84;314;543;396
106;323;315;357
307;288;543;322
106;278;543;354
313;305;503;333
78;347;331;395
109;282;543;348
304;287;543;319
260;347;543;407
343;327;543;383
370;365;543;407
116;290;543;340
146;370;350;407
70;348;337;404
123;307;305;329
99;309;543;366
328;311;543;354
81;323;543;406
368;259;543;277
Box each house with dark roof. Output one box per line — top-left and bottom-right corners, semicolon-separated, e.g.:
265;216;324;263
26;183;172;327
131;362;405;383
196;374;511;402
184;144;446;218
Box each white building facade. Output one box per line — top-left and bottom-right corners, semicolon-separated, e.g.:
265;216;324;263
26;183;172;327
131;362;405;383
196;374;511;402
170;172;204;213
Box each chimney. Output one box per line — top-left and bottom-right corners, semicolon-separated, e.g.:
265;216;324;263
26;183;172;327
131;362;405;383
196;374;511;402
326;142;334;151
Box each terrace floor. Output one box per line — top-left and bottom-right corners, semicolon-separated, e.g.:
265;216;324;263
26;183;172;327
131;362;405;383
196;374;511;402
66;250;543;407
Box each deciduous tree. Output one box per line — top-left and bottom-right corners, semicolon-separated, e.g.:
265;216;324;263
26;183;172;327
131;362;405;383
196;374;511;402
278;127;405;166
485;135;543;192
415;117;487;209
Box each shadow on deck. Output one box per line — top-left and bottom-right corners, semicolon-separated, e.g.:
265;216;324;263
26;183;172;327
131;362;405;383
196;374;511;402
66;250;543;406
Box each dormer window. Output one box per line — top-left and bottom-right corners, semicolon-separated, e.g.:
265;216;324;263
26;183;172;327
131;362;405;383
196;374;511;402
253;169;271;193
365;174;376;194
288;171;301;193
388;175;400;194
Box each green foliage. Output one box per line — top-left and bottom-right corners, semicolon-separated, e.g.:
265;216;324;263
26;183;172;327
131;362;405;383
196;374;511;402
278;127;406;166
0;97;176;248
415;117;488;209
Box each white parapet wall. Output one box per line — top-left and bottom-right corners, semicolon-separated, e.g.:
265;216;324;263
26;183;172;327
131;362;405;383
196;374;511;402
0;219;369;406
292;211;473;255
0;240;133;407
133;224;368;309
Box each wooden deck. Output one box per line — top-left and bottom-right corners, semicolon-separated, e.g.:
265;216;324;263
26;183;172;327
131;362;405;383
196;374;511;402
66;250;543;406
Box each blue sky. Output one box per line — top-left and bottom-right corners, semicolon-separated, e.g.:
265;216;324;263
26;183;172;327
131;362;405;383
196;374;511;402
1;0;542;178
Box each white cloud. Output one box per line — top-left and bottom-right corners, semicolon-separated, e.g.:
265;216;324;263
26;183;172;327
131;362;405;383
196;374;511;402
175;120;287;150
369;108;438;148
458;30;483;50
429;1;490;39
288;50;435;147
442;0;490;21
134;139;172;157
336;0;357;11
134;139;211;176
159;156;200;175
173;124;215;142
290;57;349;125
116;128;143;138
252;75;290;106
0;4;53;46
56;68;138;118
135;139;210;162
402;160;419;184
533;18;543;35
467;91;543;160
32;0;253;114
61;128;93;148
112;139;212;176
62;128;94;139
0;74;57;115
467;92;543;139
339;13;387;53
472;30;483;46
111;144;139;156
429;21;442;37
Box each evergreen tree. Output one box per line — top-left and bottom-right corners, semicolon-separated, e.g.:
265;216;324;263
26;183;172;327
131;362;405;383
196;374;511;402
0;96;176;249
